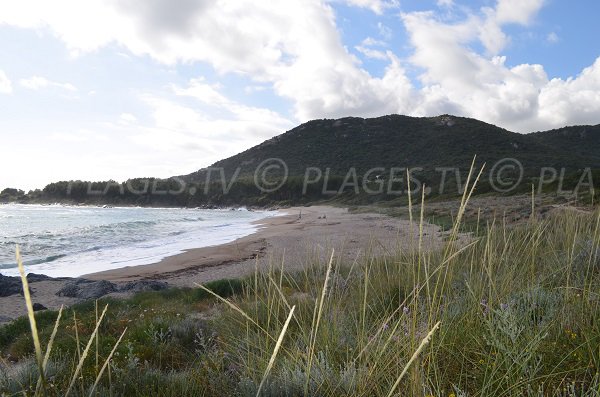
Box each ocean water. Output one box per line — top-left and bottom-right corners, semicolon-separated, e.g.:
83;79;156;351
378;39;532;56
0;204;276;278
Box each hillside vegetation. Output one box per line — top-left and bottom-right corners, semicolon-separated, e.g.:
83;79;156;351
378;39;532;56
4;115;600;207
185;115;600;181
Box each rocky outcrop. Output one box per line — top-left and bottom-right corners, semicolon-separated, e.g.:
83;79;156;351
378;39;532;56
56;278;169;300
26;273;57;283
57;279;118;300
120;280;169;293
0;274;28;297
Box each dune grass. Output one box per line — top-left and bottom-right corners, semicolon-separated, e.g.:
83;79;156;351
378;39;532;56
1;185;600;395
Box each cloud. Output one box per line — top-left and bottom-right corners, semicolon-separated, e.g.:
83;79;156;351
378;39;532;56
361;37;387;47
538;58;600;128
546;32;559;44
401;6;550;131
0;70;12;93
494;0;544;25
437;0;454;7
131;97;285;164
355;46;389;60
0;0;598;137
334;0;399;14
173;78;293;132
397;0;600;132
0;0;414;121
128;78;295;163
119;113;138;124
244;85;268;94
355;37;389;60
20;76;77;91
377;22;393;40
49;129;109;143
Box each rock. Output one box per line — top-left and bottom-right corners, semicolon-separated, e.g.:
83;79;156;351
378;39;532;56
53;278;172;301
26;273;53;283
32;303;47;311
0;274;29;297
56;282;80;298
119;280;169;293
27;273;75;283
57;279;118;300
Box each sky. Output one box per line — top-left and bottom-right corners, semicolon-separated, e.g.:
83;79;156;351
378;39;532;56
1;0;599;191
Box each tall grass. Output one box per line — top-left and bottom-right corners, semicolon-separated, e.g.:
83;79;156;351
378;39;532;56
1;188;599;395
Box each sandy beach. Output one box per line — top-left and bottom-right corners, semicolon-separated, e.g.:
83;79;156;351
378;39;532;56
0;205;448;323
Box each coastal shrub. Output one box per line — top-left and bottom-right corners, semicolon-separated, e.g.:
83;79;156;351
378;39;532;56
0;310;59;352
191;278;245;301
0;357;67;394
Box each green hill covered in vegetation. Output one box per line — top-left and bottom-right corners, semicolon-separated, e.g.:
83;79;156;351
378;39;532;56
184;114;600;180
6;114;600;207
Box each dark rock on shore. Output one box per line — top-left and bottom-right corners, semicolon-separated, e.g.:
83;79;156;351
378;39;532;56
57;279;118;300
55;278;169;300
32;303;47;311
26;273;66;283
0;274;29;297
0;273;75;297
120;280;169;293
2;271;170;306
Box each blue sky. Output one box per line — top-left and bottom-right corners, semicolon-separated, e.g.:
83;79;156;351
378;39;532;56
1;0;599;191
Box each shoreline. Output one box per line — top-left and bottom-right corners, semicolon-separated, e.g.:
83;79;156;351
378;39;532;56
84;205;448;288
83;208;296;283
0;205;277;278
1;205;450;323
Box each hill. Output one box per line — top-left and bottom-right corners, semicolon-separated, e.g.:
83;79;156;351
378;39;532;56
183;114;600;182
8;114;600;207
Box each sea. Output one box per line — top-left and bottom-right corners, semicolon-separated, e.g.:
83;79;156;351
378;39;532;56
0;204;277;278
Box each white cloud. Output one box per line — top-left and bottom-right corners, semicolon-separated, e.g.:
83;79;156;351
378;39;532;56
0;70;12;93
355;38;389;60
546;32;559;44
173;78;293;132
119;113;138;123
127;79;295;164
538;58;600;128
355;46;389;60
494;0;544;25
437;0;454;7
335;0;399;14
361;37;387;47
377;22;393;40
401;7;548;131
0;0;412;120
49;129;109;143
244;85;268;94
397;0;600;132
130;97;283;163
0;0;598;138
20;76;77;91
